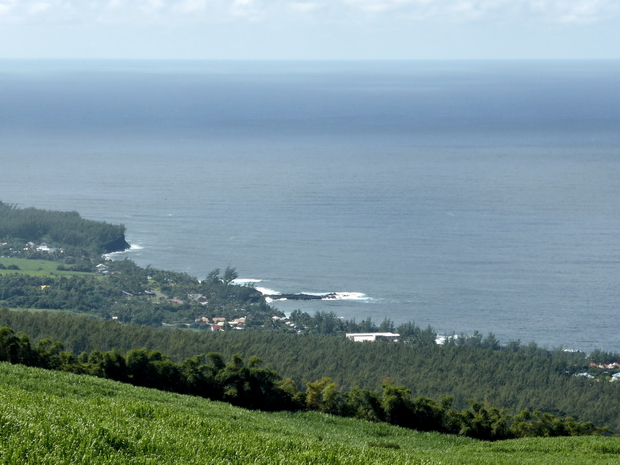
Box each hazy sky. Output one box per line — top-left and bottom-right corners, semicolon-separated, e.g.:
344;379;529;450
1;0;619;59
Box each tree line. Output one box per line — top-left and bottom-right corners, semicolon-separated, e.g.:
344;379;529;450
0;325;607;441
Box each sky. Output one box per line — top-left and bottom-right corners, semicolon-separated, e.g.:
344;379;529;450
0;0;619;60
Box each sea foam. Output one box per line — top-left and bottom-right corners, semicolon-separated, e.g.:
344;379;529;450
231;279;280;297
231;278;262;285
323;292;370;301
103;243;143;259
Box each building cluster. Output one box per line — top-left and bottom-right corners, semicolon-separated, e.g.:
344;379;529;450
271;315;301;332
589;362;620;369
193;316;247;331
575;371;620;382
25;242;60;253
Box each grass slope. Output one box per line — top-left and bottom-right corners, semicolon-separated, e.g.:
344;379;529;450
1;363;619;464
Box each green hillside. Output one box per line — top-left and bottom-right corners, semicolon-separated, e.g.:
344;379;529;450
1;362;619;465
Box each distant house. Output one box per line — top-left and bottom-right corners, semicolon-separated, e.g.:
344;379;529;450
345;332;400;342
188;294;208;304
210;325;223;331
96;264;109;273
212;317;226;323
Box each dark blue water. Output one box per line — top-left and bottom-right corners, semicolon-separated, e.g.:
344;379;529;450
2;60;620;352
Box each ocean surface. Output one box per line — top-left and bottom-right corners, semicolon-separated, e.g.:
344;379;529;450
2;60;620;353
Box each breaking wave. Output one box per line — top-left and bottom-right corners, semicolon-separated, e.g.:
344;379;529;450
231;278;371;302
322;292;370;301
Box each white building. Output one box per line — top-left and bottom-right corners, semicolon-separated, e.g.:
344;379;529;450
345;332;400;342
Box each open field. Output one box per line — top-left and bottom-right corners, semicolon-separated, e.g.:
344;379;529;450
0;257;95;277
1;363;620;464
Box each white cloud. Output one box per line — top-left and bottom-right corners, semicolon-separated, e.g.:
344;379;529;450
290;2;324;14
104;0;123;9
229;0;268;21
1;0;619;59
537;0;618;24
231;0;256;17
171;0;208;14
0;0;618;24
341;0;620;23
554;0;607;24
340;0;620;24
343;0;420;13
28;2;51;14
140;0;165;14
0;0;17;15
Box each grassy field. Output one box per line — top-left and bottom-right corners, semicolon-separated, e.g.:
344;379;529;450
1;363;619;464
0;257;95;277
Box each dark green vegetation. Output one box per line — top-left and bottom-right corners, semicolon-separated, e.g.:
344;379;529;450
3;308;620;435
0;255;433;335
0;325;607;441
0;201;129;256
0;260;279;327
4;363;620;465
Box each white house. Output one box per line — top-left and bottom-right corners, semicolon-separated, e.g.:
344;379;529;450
345;332;400;342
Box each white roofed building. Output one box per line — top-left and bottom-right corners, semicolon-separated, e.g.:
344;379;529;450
346;332;399;342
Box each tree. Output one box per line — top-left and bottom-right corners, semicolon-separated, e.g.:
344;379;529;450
306;377;344;414
381;380;413;427
0;327;26;364
345;387;383;422
378;317;395;333
222;266;238;285
277;378;306;410
459;401;511;440
205;269;220;284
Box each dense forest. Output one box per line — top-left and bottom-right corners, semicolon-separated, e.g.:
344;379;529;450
0;324;607;441
2;308;620;433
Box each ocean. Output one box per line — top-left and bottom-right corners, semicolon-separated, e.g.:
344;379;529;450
2;60;620;352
